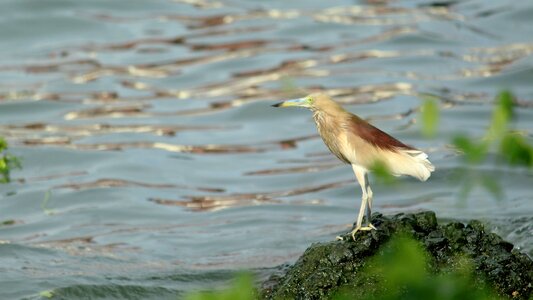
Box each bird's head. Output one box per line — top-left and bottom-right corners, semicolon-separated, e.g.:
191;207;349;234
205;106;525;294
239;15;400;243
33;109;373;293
272;93;343;112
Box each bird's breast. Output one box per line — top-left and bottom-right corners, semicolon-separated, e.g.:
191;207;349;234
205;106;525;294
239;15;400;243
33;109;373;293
337;132;358;163
313;113;353;164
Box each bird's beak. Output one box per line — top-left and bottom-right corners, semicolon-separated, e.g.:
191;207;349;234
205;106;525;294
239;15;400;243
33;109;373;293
272;98;307;108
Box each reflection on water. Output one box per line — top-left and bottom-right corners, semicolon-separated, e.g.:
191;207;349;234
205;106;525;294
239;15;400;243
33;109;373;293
0;0;532;298
150;180;348;212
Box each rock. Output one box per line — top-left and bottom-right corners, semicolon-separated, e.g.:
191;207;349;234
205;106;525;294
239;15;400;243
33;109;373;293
262;211;532;300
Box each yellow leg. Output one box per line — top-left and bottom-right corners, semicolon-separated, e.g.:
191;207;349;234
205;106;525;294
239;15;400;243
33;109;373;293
365;182;374;227
350;165;376;240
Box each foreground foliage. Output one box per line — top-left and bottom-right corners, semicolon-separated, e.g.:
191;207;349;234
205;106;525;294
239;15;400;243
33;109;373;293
264;211;531;299
185;274;256;300
187;212;531;300
0;137;21;183
451;90;533;167
185;236;506;300
334;235;501;300
420;90;533;202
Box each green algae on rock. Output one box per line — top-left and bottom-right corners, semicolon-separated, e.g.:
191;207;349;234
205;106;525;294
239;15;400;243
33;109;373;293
262;211;532;300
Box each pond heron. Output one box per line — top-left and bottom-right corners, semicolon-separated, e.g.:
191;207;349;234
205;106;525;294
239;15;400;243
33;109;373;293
273;93;435;240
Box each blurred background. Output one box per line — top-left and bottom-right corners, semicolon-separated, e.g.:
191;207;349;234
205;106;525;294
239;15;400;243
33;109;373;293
0;0;532;298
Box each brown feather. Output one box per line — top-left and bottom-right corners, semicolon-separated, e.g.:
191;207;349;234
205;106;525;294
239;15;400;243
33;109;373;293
347;115;414;151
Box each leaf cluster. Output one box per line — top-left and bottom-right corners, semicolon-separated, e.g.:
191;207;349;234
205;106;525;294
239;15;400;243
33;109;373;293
0;137;22;183
335;235;501;300
453;90;533;167
185;273;256;300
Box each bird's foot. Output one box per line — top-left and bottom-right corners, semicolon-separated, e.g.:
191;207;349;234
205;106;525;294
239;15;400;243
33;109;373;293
350;223;377;241
366;223;377;230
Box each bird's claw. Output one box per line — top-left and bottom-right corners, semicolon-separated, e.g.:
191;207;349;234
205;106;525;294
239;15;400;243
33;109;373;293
350;223;377;241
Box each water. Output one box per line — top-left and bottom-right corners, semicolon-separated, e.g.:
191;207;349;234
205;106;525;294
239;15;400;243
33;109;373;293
1;0;532;298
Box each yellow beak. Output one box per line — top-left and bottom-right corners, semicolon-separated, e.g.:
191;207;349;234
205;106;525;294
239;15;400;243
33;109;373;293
272;98;307;108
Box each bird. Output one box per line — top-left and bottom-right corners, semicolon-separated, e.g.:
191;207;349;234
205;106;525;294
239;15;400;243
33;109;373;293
272;93;435;240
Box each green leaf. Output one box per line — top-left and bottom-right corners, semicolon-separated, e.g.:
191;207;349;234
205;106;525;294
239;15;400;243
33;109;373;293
39;290;54;298
377;235;428;287
0;137;7;151
0;137;22;183
487;90;514;141
452;135;488;164
499;133;533;167
420;97;439;138
0;158;9;183
370;160;396;185
496;90;514;120
479;175;503;201
185;273;255;300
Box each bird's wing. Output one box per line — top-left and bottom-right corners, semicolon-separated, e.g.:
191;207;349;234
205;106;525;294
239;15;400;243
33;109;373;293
346;115;414;151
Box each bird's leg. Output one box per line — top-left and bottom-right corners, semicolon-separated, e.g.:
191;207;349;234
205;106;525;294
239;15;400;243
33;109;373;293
350;165;376;240
355;185;367;229
364;177;376;230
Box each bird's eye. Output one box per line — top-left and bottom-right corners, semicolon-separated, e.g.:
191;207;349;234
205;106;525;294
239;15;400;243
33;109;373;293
305;96;313;104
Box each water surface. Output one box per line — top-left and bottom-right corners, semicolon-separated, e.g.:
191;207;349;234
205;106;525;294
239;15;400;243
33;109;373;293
1;0;532;298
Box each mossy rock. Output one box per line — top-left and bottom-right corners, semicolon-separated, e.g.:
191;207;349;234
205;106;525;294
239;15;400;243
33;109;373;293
262;211;532;300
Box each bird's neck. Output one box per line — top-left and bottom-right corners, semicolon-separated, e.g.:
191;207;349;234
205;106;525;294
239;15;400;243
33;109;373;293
312;106;348;122
312;110;325;125
312;109;338;129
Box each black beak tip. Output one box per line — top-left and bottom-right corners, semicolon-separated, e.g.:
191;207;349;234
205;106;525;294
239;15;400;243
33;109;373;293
272;102;282;107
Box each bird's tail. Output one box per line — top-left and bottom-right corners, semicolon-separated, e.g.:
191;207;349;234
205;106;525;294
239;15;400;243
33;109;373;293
386;149;435;181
